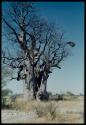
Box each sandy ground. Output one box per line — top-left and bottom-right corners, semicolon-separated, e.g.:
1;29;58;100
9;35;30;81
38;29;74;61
1;110;37;123
1;96;84;123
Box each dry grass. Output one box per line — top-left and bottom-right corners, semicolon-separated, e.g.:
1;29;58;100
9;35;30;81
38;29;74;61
11;99;34;111
9;96;84;123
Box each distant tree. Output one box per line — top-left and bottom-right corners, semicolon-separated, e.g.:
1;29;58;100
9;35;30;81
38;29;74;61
2;2;75;100
66;91;75;96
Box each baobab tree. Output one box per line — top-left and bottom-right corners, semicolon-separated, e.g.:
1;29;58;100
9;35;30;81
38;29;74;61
2;2;75;101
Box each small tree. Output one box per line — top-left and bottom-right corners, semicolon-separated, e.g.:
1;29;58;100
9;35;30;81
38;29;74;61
2;2;75;100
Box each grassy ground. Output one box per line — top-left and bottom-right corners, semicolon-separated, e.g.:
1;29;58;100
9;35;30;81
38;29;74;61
1;96;84;123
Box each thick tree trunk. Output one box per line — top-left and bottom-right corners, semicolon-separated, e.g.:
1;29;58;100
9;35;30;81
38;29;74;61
22;50;36;101
23;69;36;101
36;73;49;101
23;77;49;101
23;57;49;101
23;81;33;101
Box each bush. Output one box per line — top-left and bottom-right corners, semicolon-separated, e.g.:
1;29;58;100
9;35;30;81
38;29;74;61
1;96;13;109
33;102;56;120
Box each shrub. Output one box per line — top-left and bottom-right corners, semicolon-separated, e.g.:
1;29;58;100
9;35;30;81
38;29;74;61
46;102;56;120
33;102;56;120
1;96;13;109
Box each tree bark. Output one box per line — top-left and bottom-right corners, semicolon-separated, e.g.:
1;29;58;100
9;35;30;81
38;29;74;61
36;72;49;101
22;52;49;101
23;70;49;101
